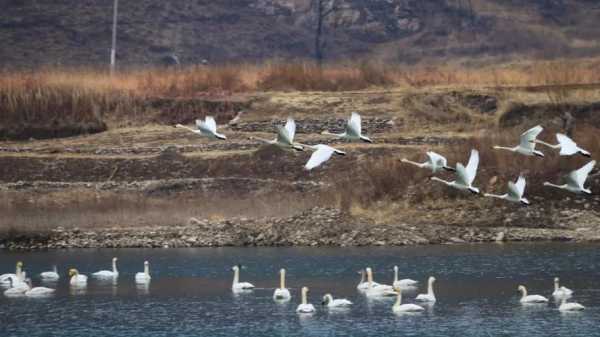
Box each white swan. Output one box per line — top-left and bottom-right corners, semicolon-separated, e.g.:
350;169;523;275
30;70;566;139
296;286;316;313
393;266;419;288
559;298;585;312
3;276;29;297
24;279;55;297
534;133;591;157
92;257;119;278
175;116;226;140
0;261;23;286
431;149;480;194
401;151;455;173
68;269;88;286
544;160;596;195
493;125;544;157
357;269;380;290
249;118;303;151
273;268;291;301
40;265;59;281
303;144;346;170
484;175;530;205
135;261;151;284
393;288;425;313
322;293;353;308
232;265;254;292
552;277;573;298
364;267;396;298
415;276;437;303
322;112;373;143
518;285;548;303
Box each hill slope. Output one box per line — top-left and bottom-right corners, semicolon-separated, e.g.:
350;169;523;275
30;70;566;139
1;0;600;68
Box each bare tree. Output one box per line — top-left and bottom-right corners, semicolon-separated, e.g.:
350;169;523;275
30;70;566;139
311;0;339;66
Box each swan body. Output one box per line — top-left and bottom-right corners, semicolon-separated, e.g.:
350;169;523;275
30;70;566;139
534;133;591;157
322;112;373;143
40;265;59;281
135;261;151;284
175;116;226;140
415;276;437;303
249;118;303;151
518;285;548;303
393;289;425;313
68;269;88;286
401;151;455;173
92;257;119;278
559;298;585;312
544;160;596;195
232;265;254;292
24;280;55;297
296;286;316;313
3;276;29;297
484;175;530;205
303;144;346;170
393;266;419;288
322;294;353;308
431;149;480;194
552;277;573;298
273;268;291;301
364;267;396;297
0;261;23;286
493;125;544;157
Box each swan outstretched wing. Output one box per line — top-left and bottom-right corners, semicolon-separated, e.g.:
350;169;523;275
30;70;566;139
556;133;579;155
285;118;296;142
427;151;447;167
519;125;543;151
205;116;217;133
465;149;479;184
455;164;469;186
346;112;362;137
305;145;337;170
508;176;526;198
567;160;596;188
276;126;292;145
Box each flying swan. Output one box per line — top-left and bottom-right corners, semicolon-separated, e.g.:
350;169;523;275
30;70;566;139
431;149;480;194
544;160;596;195
273;268;291;301
484;175;530;205
296;286;316;313
533;133;591;157
401;151;455;173
493;125;544;157
232;265;255;292
176;116;227;140
303;144;346;170
322;112;373;143
518;285;548;303
249;118;303;151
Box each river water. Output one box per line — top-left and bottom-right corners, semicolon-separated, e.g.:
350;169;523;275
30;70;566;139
1;243;599;337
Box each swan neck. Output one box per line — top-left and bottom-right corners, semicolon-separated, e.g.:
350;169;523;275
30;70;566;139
431;177;451;185
402;159;425;168
394;267;398;282
367;269;373;286
144;264;149;276
233;268;239;285
395;291;402;306
280;270;285;289
359;270;365;284
302;288;308;305
112;260;117;273
428;279;434;295
521;287;527;298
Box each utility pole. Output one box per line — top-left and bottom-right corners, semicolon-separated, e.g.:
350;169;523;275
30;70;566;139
110;0;119;76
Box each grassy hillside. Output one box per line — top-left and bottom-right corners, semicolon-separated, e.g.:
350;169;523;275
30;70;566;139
1;0;600;68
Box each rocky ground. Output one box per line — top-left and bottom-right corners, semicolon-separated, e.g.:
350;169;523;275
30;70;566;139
1;87;599;250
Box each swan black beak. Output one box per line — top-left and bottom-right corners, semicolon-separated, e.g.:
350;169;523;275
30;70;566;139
443;166;456;172
580;152;592;158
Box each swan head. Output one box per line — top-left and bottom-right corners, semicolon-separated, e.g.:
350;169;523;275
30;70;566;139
554;277;559;283
393;265;398;272
429;276;436;283
520;198;530;206
302;286;309;294
533;150;545;158
144;261;149;266
321;294;332;305
112;257;118;262
68;269;79;277
232;265;243;272
517;285;526;293
16;261;23;268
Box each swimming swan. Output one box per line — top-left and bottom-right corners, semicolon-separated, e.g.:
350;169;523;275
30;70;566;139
3;276;29;297
393;288;425;313
232;265;254;292
296;286;316;313
273;268;291;301
92;257;119;278
544;160;596;195
24;279;55;297
558;298;585;312
393;266;419;288
493;125;544;157
176;116;226;140
0;261;23;286
249;118;303;151
415;276;437;303
357;269;380;290
40;265;59;281
303;144;346;170
552;277;573;298
484;175;530;205
322;112;373;143
431;149;480;194
518;285;548;303
322;293;353;308
68;269;88;286
534;133;591;157
135;261;151;284
364;267;396;297
401;151;455;173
